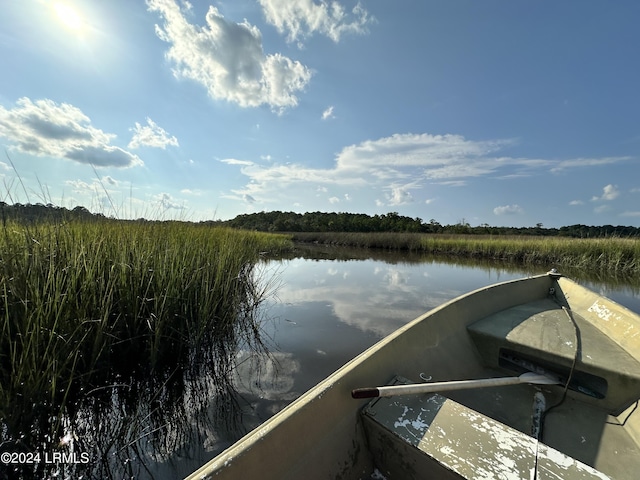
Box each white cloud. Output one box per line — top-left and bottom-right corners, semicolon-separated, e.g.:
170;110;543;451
128;117;179;149
220;158;255;166
569;200;584;206
437;180;467;187
258;0;374;44
225;131;632;206
344;193;350;201
65;179;96;194
147;0;312;112
591;184;620;201
0;97;142;167
551;157;632;173
64;178;121;213
493;204;523;215
153;192;186;210
425;198;435;205
387;186;414;206
328;196;340;204
321;105;335;120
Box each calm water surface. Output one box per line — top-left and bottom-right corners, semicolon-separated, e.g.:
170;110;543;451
147;246;640;477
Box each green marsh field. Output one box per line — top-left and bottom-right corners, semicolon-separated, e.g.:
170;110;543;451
0;218;291;478
290;231;640;275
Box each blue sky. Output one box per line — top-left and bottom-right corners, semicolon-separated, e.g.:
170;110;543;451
1;0;639;227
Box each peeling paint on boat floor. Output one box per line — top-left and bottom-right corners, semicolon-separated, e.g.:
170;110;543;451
418;401;537;480
365;391;612;480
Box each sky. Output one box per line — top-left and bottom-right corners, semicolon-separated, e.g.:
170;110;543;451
0;0;639;227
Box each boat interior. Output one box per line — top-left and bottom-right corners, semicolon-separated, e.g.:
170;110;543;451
185;274;640;480
360;276;640;479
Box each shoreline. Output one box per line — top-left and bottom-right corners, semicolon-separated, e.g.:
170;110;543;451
288;231;640;275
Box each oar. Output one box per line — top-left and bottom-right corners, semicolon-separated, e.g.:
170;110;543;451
351;372;560;399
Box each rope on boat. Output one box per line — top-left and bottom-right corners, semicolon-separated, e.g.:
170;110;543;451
607;400;639;427
533;290;581;477
538;298;581;441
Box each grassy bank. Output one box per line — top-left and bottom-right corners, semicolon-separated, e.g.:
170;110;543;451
0;218;291;475
290;231;640;275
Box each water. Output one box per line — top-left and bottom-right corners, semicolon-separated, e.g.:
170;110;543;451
5;246;639;478
166;245;640;477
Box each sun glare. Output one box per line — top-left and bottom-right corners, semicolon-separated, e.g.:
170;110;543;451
54;3;83;31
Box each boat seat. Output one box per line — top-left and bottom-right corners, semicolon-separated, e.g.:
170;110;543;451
361;377;611;480
467;298;640;415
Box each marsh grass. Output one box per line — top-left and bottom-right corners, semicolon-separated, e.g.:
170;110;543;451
291;232;640;275
0;217;291;477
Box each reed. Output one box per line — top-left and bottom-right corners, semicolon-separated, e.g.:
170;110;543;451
290;232;640;275
0;217;291;475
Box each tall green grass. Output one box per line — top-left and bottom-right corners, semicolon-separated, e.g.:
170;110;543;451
290;232;640;275
0;217;291;475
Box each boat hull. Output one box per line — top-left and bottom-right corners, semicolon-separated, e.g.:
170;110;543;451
186;273;640;480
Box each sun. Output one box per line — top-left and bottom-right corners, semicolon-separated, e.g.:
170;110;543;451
54;2;83;31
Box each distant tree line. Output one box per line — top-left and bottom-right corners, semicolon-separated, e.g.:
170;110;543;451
2;203;639;238
0;202;106;225
221;211;640;238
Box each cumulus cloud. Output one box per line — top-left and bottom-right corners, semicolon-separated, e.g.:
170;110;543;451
321;105;335;120
65;179;97;194
0;97;142;167
569;200;584;206
591;184;620;201
153;192;186;210
65;178;119;210
493;204;523;215
128;117;179;149
334;133;516;177
102;175;118;186
328;196;340;204
258;0;374;44
147;0;312;112
225;131;632;206
387;186;414;206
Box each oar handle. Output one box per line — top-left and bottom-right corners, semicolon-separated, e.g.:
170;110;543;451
351;387;380;399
